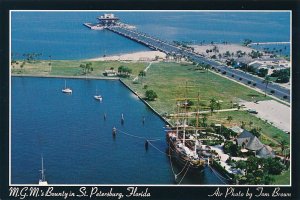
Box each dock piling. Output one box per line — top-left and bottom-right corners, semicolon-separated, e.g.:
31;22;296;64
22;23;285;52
121;113;124;125
112;127;117;138
145;140;149;151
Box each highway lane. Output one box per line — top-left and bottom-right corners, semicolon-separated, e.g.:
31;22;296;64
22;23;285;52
107;26;290;102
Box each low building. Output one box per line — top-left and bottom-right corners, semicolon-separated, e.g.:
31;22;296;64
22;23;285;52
248;60;287;75
236;130;275;158
249;59;290;69
230;126;244;135
103;69;117;77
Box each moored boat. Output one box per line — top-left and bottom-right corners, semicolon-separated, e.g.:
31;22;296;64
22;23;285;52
166;128;207;170
62;80;72;94
38;156;48;186
94;88;102;101
94;95;102;101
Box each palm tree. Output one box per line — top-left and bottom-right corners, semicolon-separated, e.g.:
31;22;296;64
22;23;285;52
216;101;221;110
202;114;208;127
204;64;211;72
48;55;52;72
248;121;253;128
263;75;271;97
20;61;25;70
86;62;92;73
227;116;233;124
241;121;246;129
79;64;86;73
139;70;146;84
209;98;217;115
279;140;287;156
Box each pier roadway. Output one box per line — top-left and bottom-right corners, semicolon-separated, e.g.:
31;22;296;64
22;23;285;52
107;26;290;103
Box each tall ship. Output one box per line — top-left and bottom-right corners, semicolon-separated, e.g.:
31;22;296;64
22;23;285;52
166;89;218;171
166;94;209;171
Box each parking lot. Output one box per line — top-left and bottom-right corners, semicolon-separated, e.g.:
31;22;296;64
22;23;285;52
243;100;291;133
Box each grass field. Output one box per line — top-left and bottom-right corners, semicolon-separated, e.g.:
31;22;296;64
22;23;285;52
120;62;289;150
123;62;271;113
271;169;290;185
207;111;290;150
11;60;147;77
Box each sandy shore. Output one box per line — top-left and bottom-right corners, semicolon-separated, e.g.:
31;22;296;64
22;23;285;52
242;100;290;132
191;44;255;55
88;51;166;62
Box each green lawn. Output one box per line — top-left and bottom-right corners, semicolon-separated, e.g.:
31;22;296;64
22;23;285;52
123;62;271;115
271;169;290;185
11;60;147;77
121;62;289;152
207;110;290;151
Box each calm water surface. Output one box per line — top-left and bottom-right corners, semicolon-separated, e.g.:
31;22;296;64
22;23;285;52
12;12;290;60
12;77;223;184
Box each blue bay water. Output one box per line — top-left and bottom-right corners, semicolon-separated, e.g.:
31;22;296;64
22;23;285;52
250;43;290;57
12;11;290;60
12;77;223;184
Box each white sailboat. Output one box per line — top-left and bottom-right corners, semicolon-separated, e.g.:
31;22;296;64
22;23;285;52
94;88;102;101
62;80;72;94
39;156;48;186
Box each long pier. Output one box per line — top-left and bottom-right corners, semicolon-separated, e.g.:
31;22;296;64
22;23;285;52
249;42;290;45
105;26;290;102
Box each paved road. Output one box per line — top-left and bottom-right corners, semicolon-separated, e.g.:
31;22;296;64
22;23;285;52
107;26;290;102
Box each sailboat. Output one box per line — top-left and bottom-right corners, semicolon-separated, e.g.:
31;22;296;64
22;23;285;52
62;80;72;94
38;156;48;186
94;88;102;101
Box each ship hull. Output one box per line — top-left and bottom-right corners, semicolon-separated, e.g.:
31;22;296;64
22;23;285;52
166;132;206;172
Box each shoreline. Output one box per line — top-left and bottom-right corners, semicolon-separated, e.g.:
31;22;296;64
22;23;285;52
11;74;119;80
119;79;172;127
86;50;166;62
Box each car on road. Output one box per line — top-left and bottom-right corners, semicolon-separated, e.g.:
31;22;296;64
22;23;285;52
247;109;258;114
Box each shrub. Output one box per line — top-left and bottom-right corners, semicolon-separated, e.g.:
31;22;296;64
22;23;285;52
145;90;158;101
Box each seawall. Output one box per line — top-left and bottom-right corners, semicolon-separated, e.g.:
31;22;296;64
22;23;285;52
119;79;173;127
12;74;119;80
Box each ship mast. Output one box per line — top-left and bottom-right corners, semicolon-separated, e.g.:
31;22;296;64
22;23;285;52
194;92;200;154
40;155;46;182
176;101;180;138
183;82;188;146
196;92;200;129
194;133;198;154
